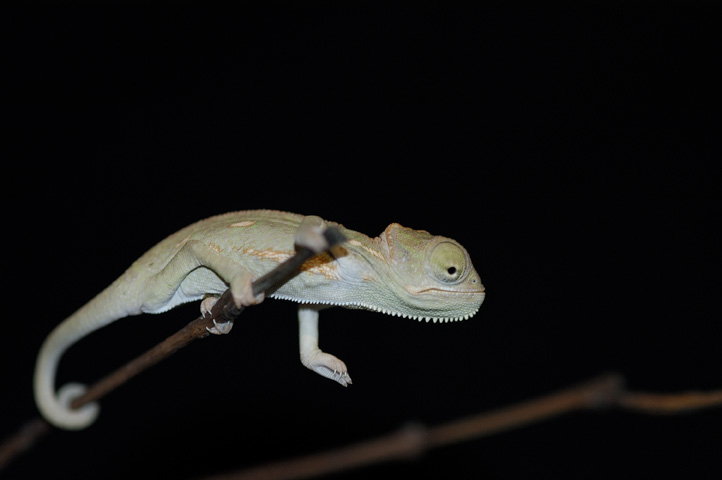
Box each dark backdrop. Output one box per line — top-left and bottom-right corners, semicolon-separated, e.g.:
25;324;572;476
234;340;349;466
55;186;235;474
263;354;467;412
3;5;718;479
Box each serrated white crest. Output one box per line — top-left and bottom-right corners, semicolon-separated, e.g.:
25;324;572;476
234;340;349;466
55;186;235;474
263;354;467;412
270;293;479;324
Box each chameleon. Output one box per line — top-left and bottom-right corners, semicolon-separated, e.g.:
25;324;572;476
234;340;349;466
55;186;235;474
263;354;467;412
34;210;485;430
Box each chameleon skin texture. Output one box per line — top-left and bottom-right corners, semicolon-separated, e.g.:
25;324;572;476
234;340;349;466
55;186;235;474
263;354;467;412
34;210;485;430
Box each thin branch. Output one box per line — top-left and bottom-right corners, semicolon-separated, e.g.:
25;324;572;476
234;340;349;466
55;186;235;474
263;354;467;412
425;373;623;448
0;418;50;472
619;388;722;414
202;373;722;480
0;226;347;472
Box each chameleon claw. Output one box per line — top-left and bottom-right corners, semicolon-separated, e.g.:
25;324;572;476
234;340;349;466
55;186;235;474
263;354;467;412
310;364;352;387
206;319;233;335
200;296;219;318
335;371;353;386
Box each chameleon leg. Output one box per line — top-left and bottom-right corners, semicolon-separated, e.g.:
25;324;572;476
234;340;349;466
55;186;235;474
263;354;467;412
141;240;264;333
298;305;352;386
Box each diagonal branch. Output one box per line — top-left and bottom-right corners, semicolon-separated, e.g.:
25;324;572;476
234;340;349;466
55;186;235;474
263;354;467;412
201;374;722;480
0;226;347;472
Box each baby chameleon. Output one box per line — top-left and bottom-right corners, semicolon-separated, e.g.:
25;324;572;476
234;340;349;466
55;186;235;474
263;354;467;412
34;210;485;430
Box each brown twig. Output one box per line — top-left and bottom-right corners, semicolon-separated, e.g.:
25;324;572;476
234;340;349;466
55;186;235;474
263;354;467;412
0;418;50;472
619;388;722;414
202;373;722;480
0;226;347;472
4;372;722;479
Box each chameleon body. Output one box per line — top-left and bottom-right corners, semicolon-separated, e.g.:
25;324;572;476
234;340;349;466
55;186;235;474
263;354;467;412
34;210;485;430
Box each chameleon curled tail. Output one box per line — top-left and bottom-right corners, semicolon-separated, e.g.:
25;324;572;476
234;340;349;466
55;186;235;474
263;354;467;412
34;321;99;430
34;284;132;430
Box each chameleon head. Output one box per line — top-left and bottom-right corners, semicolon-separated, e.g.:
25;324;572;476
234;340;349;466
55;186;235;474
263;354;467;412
366;223;485;322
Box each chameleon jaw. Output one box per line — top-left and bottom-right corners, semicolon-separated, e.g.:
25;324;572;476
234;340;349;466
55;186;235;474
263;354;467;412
358;302;481;323
358;305;479;323
273;294;480;323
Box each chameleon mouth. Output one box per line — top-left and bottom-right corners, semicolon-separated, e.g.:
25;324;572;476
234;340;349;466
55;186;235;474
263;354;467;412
411;287;486;295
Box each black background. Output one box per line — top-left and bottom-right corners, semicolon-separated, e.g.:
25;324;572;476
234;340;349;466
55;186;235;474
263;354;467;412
2;4;719;479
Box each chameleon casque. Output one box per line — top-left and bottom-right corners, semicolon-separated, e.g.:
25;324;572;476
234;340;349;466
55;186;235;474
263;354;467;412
34;210;485;430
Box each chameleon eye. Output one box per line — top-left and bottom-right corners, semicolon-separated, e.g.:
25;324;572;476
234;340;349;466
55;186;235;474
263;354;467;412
429;242;467;284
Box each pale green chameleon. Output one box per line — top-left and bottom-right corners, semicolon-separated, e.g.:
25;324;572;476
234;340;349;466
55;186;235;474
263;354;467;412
35;210;485;430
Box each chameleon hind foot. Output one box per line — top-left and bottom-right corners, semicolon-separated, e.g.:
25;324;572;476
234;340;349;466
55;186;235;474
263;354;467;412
206;318;233;335
201;296;233;335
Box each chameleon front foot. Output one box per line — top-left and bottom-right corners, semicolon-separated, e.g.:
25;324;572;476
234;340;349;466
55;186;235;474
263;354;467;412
230;270;265;309
302;351;353;387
